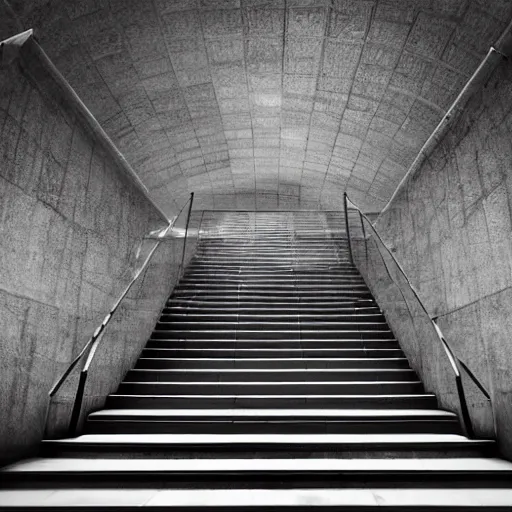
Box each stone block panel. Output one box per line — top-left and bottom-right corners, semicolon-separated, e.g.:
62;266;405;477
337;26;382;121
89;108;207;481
373;58;512;460
0;59;179;466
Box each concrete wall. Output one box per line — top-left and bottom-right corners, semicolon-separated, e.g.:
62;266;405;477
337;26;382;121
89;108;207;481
361;55;512;458
0;49;184;466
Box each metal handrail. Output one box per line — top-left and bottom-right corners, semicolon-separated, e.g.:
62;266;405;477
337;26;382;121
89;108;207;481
343;193;354;266
179;192;194;278
343;193;493;439
46;194;194;436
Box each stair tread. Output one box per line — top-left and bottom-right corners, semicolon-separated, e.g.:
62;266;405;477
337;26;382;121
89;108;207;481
143;348;402;351
6;487;512;508
127;369;411;373
43;433;490;445
89;408;457;418
5;457;510;473
120;381;421;385
110;393;435;398
137;357;407;361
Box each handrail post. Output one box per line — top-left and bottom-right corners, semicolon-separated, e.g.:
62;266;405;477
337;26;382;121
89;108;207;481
180;192;194;277
358;210;368;262
68;370;88;435
343;193;354;266
455;375;475;438
432;320;475;439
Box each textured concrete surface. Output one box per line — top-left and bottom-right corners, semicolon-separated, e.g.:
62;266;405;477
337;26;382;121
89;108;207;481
0;57;186;466
1;1;511;214
360;55;512;459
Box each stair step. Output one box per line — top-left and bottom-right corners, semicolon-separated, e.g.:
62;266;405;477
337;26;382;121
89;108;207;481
186;266;358;271
169;296;373;304
174;284;369;291
145;340;400;350
7;457;512;489
158;314;385;322
135;357;411;369
182;272;361;278
162;308;381;316
88;408;457;421
190;253;354;262
154;321;388;331
167;300;376;309
141;348;404;358
124;368;416;382
180;279;366;285
188;259;351;263
6;487;512;509
84;408;459;435
106;394;437;410
150;331;395;340
117;381;424;395
172;291;372;299
40;434;495;459
194;251;350;256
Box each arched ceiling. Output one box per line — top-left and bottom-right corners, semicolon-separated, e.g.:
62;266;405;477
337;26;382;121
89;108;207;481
1;0;511;215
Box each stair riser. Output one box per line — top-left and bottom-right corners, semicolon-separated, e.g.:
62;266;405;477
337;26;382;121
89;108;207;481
158;315;386;323
135;358;411;370
162;310;382;317
85;419;460;436
40;445;492;460
194;255;351;260
150;331;395;340
145;341;400;350
169;297;372;305
174;285;369;291
191;252;352;256
117;382;424;395
124;369;415;382
195;248;350;253
183;269;357;274
188;261;356;266
186;265;357;271
167;301;377;309
180;280;366;286
106;395;437;410
141;349;404;358
154;322;387;331
195;248;351;253
192;258;351;263
172;291;371;298
8;472;509;491
189;262;354;267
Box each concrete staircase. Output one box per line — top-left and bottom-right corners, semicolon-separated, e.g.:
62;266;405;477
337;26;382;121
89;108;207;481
2;211;512;509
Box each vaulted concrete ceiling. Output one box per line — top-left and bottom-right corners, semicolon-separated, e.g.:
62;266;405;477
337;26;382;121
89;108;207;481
1;0;511;215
